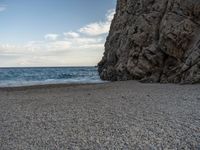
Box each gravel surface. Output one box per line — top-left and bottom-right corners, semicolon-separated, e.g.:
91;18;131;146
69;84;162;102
0;81;200;149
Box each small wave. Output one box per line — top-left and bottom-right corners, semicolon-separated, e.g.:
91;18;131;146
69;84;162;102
0;67;105;87
0;79;106;87
57;73;74;79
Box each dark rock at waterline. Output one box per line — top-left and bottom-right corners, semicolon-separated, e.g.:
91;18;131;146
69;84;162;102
98;0;200;83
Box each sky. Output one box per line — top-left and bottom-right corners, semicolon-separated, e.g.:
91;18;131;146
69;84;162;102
0;0;116;67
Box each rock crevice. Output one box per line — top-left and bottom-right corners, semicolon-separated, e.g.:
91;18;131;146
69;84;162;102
98;0;200;83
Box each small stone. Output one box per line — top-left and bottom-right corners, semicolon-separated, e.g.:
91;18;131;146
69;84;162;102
182;97;188;101
122;96;126;99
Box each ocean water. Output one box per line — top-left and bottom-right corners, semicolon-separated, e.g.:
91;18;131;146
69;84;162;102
0;67;105;87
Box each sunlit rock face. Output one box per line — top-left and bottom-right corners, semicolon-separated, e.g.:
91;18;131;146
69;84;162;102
98;0;200;83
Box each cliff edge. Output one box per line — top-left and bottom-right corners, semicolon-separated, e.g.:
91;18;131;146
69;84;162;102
98;0;200;83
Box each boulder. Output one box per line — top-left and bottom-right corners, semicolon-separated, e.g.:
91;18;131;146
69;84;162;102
98;0;200;83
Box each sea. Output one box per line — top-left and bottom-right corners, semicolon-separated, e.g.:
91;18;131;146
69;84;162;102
0;67;105;87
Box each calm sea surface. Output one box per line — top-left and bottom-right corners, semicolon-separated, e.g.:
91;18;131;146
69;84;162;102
0;67;105;87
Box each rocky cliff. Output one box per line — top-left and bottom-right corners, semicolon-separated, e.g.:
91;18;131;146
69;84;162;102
98;0;200;83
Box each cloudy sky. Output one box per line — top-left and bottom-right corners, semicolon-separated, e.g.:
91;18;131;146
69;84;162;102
0;0;116;67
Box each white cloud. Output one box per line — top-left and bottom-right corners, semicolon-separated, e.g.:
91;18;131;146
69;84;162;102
64;36;103;45
64;32;80;38
79;9;115;36
106;9;115;22
0;9;115;67
24;40;71;53
44;34;59;41
0;36;104;67
0;5;7;12
79;22;110;36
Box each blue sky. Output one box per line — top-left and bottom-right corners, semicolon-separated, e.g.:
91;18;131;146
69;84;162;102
0;0;116;67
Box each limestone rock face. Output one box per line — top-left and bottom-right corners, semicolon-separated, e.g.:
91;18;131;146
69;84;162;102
98;0;200;83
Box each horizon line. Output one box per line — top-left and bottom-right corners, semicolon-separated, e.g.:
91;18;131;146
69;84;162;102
0;65;98;69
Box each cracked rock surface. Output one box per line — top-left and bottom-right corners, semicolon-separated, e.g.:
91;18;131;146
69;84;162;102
98;0;200;83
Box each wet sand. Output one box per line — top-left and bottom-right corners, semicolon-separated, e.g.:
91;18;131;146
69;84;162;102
0;81;200;149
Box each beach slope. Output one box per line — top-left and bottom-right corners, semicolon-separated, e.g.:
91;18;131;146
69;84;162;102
0;81;200;149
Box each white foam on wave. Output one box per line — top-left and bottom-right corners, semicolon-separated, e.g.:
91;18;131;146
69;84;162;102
0;79;107;88
0;67;107;88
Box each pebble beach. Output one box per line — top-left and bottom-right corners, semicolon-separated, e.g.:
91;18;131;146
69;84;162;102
0;81;200;149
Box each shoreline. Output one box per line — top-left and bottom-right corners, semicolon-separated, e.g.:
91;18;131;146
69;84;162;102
0;81;109;91
0;80;199;92
0;79;199;91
